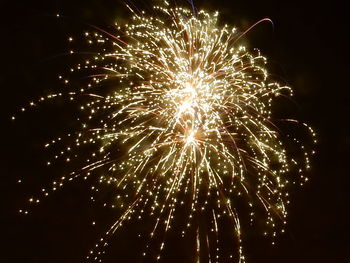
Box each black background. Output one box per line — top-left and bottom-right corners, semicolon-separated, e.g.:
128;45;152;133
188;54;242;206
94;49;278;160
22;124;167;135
2;0;349;262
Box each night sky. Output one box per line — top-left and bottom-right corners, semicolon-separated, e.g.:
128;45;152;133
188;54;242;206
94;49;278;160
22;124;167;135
2;0;349;262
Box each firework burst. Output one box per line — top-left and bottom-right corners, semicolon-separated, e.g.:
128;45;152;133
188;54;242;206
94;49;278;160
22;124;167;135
16;2;316;262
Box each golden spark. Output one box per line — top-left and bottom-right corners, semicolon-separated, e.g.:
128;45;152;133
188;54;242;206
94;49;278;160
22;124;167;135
16;2;316;262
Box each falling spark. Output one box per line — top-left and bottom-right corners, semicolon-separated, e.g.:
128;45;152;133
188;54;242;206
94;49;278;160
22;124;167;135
16;2;316;262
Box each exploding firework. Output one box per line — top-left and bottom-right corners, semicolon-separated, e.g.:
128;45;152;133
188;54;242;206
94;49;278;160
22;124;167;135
15;2;316;262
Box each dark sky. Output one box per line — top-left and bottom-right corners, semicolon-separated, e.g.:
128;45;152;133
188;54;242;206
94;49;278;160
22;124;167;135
2;0;349;263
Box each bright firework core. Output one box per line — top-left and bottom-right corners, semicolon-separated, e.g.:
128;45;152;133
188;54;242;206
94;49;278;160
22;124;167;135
18;2;316;263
